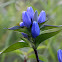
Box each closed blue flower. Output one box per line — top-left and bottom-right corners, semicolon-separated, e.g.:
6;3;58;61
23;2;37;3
21;32;28;38
19;22;25;27
33;10;38;22
31;21;40;38
38;10;46;24
57;49;62;62
22;11;31;28
27;7;34;20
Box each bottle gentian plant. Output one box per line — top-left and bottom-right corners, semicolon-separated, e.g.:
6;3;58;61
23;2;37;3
1;7;62;62
57;49;62;62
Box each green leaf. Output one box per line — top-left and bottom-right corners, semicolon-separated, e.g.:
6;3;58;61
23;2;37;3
1;41;30;53
12;50;23;55
21;37;30;45
40;25;62;31
16;28;30;35
35;29;62;48
8;26;30;35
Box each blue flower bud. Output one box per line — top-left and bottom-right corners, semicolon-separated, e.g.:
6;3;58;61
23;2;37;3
22;11;31;28
33;10;38;22
31;21;40;38
57;49;62;62
21;32;28;38
19;22;25;27
27;7;34;20
38;10;46;24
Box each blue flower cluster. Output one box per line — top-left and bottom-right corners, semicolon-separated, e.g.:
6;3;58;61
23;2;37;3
57;49;62;62
19;7;46;38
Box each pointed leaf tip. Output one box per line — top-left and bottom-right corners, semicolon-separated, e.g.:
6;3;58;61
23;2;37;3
8;26;21;30
40;25;60;31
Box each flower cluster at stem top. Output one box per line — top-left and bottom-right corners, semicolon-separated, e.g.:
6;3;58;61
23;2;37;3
19;7;46;38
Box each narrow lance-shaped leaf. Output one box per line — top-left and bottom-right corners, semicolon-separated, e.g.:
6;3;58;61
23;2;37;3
40;25;62;31
7;26;30;35
1;41;30;54
8;26;21;30
35;29;62;48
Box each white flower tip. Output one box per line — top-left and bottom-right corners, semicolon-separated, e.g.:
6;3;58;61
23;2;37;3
19;22;23;24
27;7;33;11
22;11;27;14
28;7;32;9
35;10;38;13
42;10;45;12
18;40;25;42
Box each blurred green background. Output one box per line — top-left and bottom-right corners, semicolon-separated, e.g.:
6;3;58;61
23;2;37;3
0;0;62;62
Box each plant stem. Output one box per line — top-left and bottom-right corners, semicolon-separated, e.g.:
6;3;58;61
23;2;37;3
24;56;27;62
33;48;39;62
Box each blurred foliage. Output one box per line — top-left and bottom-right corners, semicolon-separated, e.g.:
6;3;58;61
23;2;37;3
0;0;62;62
